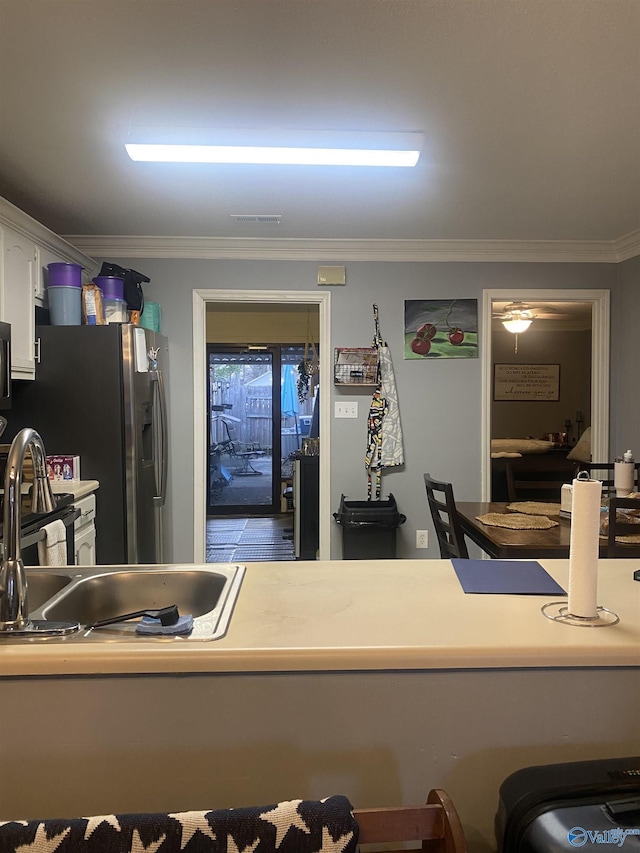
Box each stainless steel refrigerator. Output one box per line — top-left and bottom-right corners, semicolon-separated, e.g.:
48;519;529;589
8;324;169;565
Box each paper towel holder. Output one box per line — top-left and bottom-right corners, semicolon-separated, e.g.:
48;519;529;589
542;471;619;626
541;601;619;627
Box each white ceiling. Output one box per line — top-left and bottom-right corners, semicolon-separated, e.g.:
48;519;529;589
0;0;639;249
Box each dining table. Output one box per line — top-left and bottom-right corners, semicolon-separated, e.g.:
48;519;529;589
455;501;609;559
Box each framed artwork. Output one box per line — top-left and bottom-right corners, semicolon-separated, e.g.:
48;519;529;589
493;363;561;401
404;299;478;359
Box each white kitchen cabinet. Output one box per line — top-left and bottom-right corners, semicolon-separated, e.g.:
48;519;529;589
1;224;37;378
0;196;97;380
74;493;96;566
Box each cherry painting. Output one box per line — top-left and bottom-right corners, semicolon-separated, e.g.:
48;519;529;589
404;299;478;359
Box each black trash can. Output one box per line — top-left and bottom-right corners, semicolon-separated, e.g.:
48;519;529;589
334;493;406;559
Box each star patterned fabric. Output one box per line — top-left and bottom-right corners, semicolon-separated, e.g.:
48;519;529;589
0;795;359;853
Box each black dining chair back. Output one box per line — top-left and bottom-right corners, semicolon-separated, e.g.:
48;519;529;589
606;496;640;558
505;456;575;502
424;474;469;559
577;462;640;496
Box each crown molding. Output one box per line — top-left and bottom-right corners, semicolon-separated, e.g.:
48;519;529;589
614;229;640;262
63;233;638;263
0;197;96;269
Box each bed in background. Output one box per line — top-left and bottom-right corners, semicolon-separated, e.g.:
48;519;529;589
490;432;590;501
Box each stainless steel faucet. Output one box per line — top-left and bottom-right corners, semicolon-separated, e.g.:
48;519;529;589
0;428;78;636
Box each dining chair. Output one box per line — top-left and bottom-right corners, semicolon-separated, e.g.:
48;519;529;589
424;474;469;558
505;456;574;502
606;496;640;558
577;462;640;496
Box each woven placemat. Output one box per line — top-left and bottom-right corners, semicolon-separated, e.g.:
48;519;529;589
507;501;562;517
599;534;640;544
476;512;559;530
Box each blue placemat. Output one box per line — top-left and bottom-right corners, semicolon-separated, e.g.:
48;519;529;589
451;559;566;595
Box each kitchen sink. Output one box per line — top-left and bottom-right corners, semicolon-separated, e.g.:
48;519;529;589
26;572;74;610
25;564;245;641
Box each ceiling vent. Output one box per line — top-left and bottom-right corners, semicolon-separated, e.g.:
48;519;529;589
230;214;282;224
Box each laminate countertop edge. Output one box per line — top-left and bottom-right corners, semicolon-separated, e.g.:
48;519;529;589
1;558;639;677
50;480;99;500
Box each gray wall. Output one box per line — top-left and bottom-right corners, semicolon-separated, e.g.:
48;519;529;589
611;254;640;456
102;257;623;561
491;328;591;441
3;669;639;851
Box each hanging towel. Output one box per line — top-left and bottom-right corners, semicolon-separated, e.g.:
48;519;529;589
37;519;67;567
366;305;404;498
365;388;388;500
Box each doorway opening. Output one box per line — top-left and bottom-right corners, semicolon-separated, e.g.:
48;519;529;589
193;290;331;563
481;288;610;502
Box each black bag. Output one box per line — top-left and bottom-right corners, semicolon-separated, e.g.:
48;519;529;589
495;756;640;852
98;262;149;313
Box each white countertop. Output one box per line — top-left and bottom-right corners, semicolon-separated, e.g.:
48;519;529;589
50;480;99;499
1;558;639;677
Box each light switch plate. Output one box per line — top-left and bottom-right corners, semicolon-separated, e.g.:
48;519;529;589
335;401;358;418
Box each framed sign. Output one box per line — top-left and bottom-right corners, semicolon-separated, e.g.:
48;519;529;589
494;363;560;402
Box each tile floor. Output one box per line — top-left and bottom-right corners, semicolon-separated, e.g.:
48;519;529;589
206;514;295;563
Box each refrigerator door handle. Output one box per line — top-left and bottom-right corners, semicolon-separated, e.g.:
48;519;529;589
151;368;168;508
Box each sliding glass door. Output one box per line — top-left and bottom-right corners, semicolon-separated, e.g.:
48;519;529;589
207;347;280;515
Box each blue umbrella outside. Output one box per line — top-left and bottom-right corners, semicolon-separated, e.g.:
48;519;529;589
281;364;300;455
281;364;299;417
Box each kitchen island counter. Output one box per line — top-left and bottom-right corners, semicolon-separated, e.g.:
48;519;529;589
1;558;639;676
1;558;639;850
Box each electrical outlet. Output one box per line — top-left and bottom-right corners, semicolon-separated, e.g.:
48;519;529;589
334;402;358;418
416;530;429;549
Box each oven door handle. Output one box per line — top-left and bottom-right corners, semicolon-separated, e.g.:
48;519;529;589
20;506;80;550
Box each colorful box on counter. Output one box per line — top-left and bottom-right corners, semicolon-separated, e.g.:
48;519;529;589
46;455;80;482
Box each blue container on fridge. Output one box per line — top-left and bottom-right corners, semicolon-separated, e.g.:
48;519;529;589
47;286;82;325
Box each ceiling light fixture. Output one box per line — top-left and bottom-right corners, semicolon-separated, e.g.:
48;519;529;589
500;304;535;354
502;317;533;334
124;129;423;167
501;303;535;334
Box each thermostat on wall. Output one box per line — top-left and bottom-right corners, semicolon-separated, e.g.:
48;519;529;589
317;266;346;286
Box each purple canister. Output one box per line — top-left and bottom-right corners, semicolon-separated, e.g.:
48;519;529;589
93;276;124;301
47;263;83;287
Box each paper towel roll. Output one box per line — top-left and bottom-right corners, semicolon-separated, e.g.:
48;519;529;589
567;476;602;618
614;461;634;497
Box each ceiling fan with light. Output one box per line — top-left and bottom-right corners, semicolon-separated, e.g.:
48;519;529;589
494;302;537;333
492;301;592;352
492;302;546;352
492;301;575;327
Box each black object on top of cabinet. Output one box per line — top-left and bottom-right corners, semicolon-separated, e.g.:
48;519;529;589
7;324;168;565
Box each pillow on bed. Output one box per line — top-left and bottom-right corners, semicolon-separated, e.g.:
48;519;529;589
567;427;591;463
491;438;554;455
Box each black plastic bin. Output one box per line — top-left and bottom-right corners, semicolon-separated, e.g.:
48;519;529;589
334;493;406;559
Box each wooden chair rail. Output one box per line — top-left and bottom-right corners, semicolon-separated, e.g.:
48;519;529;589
355;805;444;843
354;789;467;853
